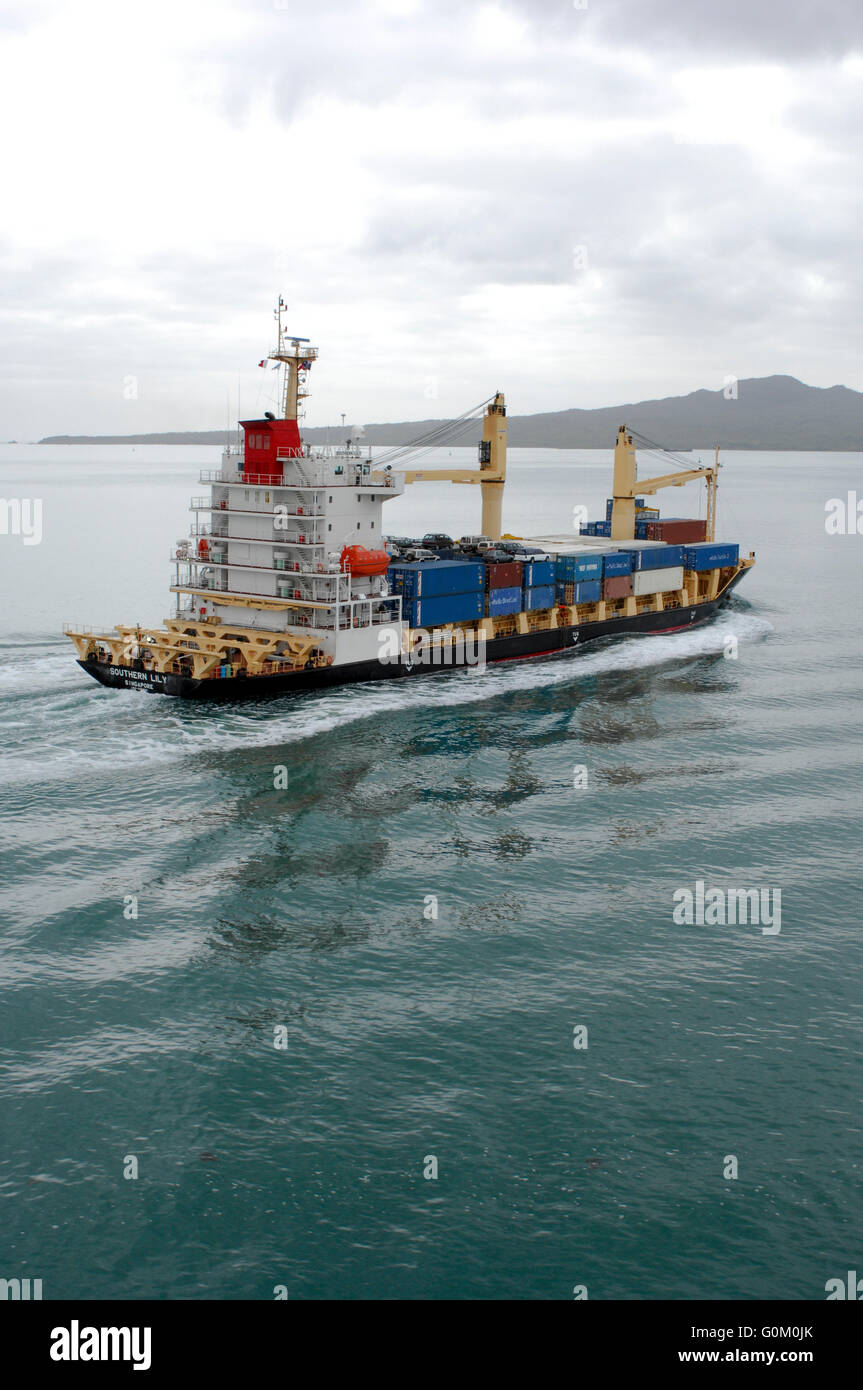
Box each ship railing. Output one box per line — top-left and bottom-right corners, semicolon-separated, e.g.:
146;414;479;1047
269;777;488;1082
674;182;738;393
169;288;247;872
189;522;227;538
291;444;368;461
198;468;324;489
62;622;121;636
259;660;306;674
185;538;337;559
173;554;331;574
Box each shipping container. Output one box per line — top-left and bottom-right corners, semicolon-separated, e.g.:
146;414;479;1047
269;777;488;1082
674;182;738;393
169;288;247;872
522;559;555;588
683;542;740;572
486;560;523;589
575;579;602;603
605;497;614;520
619;543;685;571
555;553;604;583
601;551;633;577
388;559;484;599
580;521;597;536
523;584;555;611
603;574;633;600
487;585;523;616
635;520;649;538
594;520;612;537
632;566;685;596
645;519;708;543
403;590;485;628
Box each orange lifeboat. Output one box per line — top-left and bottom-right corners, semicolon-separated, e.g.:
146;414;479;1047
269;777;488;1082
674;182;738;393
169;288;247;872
340;545;391;576
197;537;210;559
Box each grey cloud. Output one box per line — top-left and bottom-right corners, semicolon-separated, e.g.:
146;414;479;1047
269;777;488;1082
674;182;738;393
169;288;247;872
507;0;863;61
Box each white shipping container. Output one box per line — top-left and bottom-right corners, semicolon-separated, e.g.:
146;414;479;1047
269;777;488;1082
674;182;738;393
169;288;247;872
632;565;684;596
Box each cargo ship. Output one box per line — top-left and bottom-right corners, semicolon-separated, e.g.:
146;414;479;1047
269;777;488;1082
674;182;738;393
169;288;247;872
65;302;755;699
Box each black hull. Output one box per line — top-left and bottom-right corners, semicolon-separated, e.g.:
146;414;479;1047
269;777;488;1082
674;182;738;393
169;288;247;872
77;572;748;701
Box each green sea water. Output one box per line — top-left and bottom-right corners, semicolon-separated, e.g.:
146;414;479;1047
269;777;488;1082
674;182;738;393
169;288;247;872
1;445;861;1299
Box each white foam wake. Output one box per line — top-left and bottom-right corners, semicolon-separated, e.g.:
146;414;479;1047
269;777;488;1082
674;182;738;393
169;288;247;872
0;614;772;789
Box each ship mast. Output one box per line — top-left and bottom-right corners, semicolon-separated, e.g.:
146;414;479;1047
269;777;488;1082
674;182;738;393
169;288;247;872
269;296;318;426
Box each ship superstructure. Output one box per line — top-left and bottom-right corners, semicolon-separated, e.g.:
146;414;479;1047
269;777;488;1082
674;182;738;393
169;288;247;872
65;304;755;698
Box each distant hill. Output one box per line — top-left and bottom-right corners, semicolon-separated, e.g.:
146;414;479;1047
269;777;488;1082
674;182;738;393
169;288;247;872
39;375;863;450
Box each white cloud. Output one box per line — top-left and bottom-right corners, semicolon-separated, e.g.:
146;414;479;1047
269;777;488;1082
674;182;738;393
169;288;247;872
0;0;861;437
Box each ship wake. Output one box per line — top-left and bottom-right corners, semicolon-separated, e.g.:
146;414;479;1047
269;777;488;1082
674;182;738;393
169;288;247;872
0;614;772;791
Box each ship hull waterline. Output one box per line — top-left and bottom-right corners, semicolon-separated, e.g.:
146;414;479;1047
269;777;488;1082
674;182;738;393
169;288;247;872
76;575;748;701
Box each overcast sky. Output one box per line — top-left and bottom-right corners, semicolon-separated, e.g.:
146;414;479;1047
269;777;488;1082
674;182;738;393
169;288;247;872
1;0;861;437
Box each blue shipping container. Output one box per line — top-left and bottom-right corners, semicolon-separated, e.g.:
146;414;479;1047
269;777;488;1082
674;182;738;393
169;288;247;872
600;551;633;577
555;553;603;583
575;579;602;603
594;520;612;537
683;543;740;572
619;544;685;571
522;559;555;587
403;590;485;628
387;564;416;594
558;579;602;603
523;585;555;611
635;521;649;538
487;585;523;616
390;559;484;599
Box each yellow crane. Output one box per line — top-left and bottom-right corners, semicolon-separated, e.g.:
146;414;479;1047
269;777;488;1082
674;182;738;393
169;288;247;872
610;426;719;542
376;393;508;540
374;403;718;546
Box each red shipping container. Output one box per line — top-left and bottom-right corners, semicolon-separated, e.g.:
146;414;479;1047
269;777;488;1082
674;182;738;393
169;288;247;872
486;561;523;589
603;574;632;600
645;519;707;543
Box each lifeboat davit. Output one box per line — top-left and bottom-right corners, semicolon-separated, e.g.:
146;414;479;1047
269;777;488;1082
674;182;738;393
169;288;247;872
340;545;390;576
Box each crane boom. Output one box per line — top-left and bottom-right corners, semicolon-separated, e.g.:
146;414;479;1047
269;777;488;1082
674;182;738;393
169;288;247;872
611;426;719;542
375;393;508;539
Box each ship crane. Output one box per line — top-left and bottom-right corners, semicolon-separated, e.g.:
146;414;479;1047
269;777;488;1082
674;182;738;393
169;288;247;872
381;393;508;540
610;426;720;543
